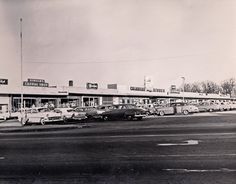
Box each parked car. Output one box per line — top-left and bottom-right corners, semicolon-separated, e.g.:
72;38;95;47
217;102;231;111
156;102;199;116
137;104;157;115
0;111;10;120
101;104;146;121
21;107;63;125
54;108;87;122
83;105;114;120
171;102;199;115
196;102;220;112
229;102;236;110
155;104;175;116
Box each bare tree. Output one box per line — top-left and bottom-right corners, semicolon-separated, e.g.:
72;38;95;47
201;81;220;94
221;78;236;96
183;83;192;92
181;78;236;95
191;82;202;93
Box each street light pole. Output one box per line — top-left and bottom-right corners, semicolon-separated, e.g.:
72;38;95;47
20;18;23;115
181;77;185;103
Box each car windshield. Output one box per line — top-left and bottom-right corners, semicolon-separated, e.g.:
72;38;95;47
76;108;84;112
54;109;62;113
67;109;74;112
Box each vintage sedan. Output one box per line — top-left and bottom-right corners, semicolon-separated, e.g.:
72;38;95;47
21;107;63;125
82;105;114;120
0;111;10;121
54;108;87;122
196;102;220;112
155;104;175;116
156;103;199;116
171;102;199;115
101;104;146;121
218;102;231;111
229;102;236;110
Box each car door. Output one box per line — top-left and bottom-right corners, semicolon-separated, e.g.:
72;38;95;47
112;105;125;118
165;104;175;114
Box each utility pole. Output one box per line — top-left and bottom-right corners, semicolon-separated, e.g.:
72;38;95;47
181;77;185;103
20;18;23;116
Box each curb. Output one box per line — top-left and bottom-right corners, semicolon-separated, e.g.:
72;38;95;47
0;124;91;133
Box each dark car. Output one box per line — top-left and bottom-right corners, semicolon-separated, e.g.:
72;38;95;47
101;104;146;121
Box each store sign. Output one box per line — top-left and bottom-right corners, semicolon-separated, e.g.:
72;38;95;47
86;83;98;89
23;78;49;87
23;81;49;87
0;79;8;85
130;86;145;91
153;88;165;93
28;78;45;83
58;91;68;94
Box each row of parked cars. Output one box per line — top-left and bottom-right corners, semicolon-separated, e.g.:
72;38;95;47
142;101;236;116
0;104;147;125
1;101;236;125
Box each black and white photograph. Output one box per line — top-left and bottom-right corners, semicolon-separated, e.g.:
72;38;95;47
0;0;236;183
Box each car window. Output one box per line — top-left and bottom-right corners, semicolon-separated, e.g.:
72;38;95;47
117;105;123;109
31;109;38;113
54;109;61;113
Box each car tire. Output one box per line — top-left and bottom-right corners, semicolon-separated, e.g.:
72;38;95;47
126;115;133;121
21;118;26;126
159;111;165;116
40;118;45;125
137;117;142;121
183;110;189;115
63;116;67;123
209;109;213;112
103;115;108;121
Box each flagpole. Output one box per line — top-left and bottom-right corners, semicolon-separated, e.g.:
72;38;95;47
20;18;23;117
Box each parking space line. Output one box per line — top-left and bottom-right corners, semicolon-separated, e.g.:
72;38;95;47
163;168;236;173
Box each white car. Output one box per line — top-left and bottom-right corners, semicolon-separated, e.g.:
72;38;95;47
22;107;63;125
54;108;87;122
0;111;10;121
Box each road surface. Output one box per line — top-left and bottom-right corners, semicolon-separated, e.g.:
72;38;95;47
0;112;235;183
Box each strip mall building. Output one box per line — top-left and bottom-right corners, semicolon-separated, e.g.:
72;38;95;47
0;78;233;112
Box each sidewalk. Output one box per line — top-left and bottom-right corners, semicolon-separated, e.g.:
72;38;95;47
0;119;90;133
0;119;22;128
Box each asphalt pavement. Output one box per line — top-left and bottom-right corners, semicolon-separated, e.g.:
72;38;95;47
0;111;235;184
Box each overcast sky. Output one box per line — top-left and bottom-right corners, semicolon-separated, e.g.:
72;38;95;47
0;0;236;89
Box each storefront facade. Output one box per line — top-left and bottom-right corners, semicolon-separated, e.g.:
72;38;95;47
0;95;11;112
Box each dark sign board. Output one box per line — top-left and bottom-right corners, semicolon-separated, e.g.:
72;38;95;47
153;88;165;93
58;91;68;94
23;78;49;87
0;79;8;85
170;85;177;90
23;81;49;87
86;83;98;89
107;84;117;89
28;78;45;83
130;86;145;91
69;80;73;87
